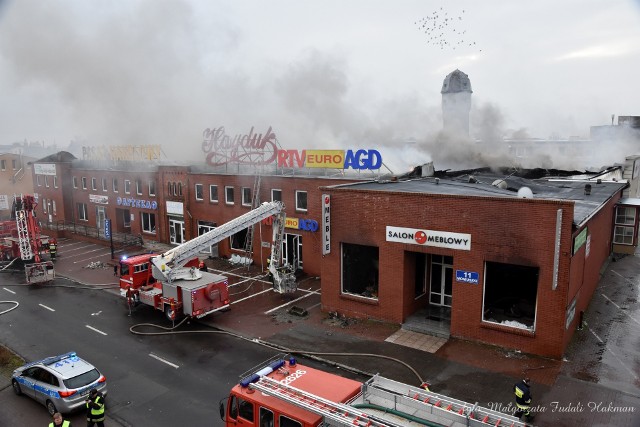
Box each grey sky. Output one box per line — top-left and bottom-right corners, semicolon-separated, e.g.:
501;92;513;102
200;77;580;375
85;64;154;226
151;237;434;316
0;0;638;172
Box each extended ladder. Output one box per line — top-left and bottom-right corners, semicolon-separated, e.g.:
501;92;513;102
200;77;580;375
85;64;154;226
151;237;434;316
15;196;34;260
243;174;262;265
251;376;404;427
152;201;284;282
363;375;530;427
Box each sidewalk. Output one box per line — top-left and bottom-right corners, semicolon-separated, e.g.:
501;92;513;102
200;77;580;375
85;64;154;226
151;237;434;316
51;238;640;427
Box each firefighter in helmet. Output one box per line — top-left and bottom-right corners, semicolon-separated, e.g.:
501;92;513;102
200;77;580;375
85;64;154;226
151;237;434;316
48;238;57;261
513;377;534;421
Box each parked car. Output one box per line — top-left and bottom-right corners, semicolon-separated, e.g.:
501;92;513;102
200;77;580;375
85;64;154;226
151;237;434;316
11;351;107;415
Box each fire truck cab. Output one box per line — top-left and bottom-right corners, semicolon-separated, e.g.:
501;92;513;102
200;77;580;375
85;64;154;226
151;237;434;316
220;357;362;427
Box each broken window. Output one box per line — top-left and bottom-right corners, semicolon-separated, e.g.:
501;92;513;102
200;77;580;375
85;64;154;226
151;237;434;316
482;262;538;330
230;228;247;250
341;243;379;299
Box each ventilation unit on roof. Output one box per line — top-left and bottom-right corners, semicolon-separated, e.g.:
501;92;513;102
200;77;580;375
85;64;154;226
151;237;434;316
517;187;534;198
492;179;507;189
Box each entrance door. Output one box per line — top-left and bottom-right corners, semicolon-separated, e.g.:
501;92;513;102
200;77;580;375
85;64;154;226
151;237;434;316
169;219;184;245
282;234;302;270
96;206;106;233
430;255;453;307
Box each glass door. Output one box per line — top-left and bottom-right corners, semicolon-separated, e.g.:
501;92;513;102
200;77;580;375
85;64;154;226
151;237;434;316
430;255;453;307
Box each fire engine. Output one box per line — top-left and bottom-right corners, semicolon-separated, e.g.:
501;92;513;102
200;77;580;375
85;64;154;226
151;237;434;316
0;194;54;284
118;201;296;320
219;355;532;427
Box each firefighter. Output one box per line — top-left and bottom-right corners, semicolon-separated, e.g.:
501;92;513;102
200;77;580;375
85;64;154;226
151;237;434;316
199;260;207;271
50;412;72;427
48;238;57;261
513;377;534;421
85;388;106;427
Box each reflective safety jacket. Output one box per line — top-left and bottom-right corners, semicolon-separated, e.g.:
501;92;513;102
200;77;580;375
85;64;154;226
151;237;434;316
86;394;105;422
49;421;71;427
514;380;532;406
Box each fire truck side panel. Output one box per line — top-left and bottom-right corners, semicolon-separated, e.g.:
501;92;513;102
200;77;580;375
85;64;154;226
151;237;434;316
226;362;362;427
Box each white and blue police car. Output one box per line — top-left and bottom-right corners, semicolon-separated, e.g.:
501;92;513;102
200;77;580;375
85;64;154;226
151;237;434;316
11;351;108;415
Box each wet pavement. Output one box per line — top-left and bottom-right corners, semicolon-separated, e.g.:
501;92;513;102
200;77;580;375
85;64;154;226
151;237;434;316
10;237;640;426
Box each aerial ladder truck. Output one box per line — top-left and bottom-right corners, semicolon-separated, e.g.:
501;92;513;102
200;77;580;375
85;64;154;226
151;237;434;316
220;355;533;427
118;201;296;320
0;194;54;284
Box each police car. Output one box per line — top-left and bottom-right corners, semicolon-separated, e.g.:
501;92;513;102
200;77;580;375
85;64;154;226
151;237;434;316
11;351;108;415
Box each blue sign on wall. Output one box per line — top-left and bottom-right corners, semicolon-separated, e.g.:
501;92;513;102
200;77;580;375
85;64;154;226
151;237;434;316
104;219;111;239
456;269;479;284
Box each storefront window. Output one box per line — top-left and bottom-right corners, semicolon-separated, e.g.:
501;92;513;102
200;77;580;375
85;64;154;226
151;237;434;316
341;243;379;299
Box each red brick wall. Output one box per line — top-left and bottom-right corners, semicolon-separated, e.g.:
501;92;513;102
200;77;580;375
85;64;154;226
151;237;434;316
321;188;576;357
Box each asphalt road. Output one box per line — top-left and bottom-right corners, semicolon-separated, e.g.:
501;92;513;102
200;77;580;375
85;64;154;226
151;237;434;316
0;273;345;427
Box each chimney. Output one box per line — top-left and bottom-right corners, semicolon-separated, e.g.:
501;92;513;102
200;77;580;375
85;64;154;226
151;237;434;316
584;184;592;196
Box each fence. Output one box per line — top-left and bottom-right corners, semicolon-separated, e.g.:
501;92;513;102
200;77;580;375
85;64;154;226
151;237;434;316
42;220;144;252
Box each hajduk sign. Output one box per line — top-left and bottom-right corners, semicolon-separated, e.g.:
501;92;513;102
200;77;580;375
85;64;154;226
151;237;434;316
386;226;471;251
201;126;383;170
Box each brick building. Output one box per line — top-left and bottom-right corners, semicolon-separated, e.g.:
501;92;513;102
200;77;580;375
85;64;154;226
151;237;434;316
30;150;640;358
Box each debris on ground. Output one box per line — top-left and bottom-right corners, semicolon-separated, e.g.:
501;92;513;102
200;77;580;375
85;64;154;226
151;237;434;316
84;261;110;269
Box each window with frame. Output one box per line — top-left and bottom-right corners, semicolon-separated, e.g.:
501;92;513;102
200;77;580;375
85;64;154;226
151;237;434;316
195;184;204;201
0;159;5;170
341;243;379;299
614;206;636;245
36;175;42;186
149;181;156;196
52;200;57;216
136;179;142;195
209;185;218;202
54;176;58;188
124;179;131;194
242;187;252;206
168;182;173;196
77;203;88;221
259;408;274;427
141;212;156;234
81;177;87;190
178;183;183;196
73;176;78;188
295;190;307;211
271;189;282;202
225;186;234;204
113;178;119;192
43;198;47;214
44;176;49;187
102;178;107;191
91;177;97;190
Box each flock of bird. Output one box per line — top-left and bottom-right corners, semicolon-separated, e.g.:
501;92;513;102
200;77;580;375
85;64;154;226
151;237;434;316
415;8;482;53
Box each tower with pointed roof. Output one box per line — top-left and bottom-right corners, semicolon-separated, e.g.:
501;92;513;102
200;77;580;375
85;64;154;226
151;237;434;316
441;69;472;136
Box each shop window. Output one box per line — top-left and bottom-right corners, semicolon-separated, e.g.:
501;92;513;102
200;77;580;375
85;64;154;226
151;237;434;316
230;229;247;250
136;179;142;195
113;178;119;192
271;189;282;202
77;203;88;221
341;243;379;299
242;187;252;207
81;177;87;190
102;178;107;191
209;185;218;202
36;175;42;186
295;190;307;212
141;212;156;234
54;176;58;188
73;176;78;188
91;177;97;191
225;186;234;204
195;183;204;201
149;181;156;196
614;206;636;245
482;262;538;330
124;180;131;194
44;176;49;187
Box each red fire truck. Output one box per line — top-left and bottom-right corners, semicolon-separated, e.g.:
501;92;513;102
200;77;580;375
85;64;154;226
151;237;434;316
0;194;54;284
118;201;296;320
219;355;530;427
